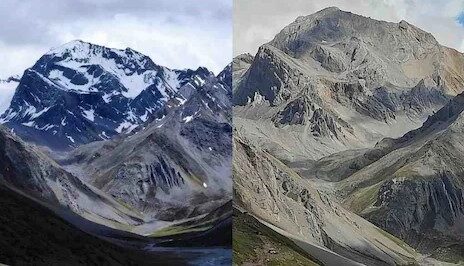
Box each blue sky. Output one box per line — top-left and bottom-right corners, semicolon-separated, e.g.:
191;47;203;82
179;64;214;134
458;11;464;26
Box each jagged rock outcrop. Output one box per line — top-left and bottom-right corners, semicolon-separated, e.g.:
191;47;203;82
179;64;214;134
233;7;464;161
233;132;428;265
0;40;214;150
62;66;232;223
298;92;464;259
370;172;464;252
232;53;253;92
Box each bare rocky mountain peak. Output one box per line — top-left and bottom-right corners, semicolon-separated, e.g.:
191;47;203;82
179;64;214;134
233;7;464;161
234;7;464;264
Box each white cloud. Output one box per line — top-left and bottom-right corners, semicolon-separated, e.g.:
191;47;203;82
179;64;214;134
234;0;464;56
0;80;18;115
0;0;232;77
0;41;49;77
47;14;231;74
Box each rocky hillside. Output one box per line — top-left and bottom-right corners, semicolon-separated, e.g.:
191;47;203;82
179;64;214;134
60;65;232;230
302;91;464;261
233;7;464;162
0;40;214;150
233;6;464;265
232;132;447;265
0;183;186;265
0;124;146;232
286;86;464;264
232;53;253;92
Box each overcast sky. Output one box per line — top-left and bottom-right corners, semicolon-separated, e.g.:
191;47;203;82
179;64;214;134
0;0;232;77
234;0;464;56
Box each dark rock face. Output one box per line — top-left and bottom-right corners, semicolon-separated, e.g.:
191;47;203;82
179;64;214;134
309;108;345;138
234;45;289;106
274;98;308;125
0;40;214;150
310;44;348;73
113;155;186;198
0;124;75;204
63;65;233;221
369;173;464;252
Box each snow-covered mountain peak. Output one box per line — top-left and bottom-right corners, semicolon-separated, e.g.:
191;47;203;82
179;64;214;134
47;39;87;54
35;40;174;99
0;40;220;150
46;40;155;73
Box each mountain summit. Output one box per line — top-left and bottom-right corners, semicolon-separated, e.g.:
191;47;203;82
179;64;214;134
0;40;214;150
234;7;464;161
233;7;464;264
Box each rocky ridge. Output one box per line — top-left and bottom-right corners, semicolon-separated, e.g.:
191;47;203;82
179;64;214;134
59;64;232;230
233;7;464;162
1;40;214;150
232;131;451;265
233;6;464;264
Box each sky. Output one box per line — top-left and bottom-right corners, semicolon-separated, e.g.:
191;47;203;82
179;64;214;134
234;0;464;56
0;0;232;77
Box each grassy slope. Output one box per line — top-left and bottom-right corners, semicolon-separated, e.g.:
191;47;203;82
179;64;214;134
0;184;185;265
233;208;321;266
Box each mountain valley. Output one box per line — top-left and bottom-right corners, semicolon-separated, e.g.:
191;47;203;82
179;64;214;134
0;40;232;264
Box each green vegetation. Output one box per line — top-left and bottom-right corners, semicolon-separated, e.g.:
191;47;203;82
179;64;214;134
347;183;380;214
233;208;320;266
149;201;231;238
150;224;213;237
187;173;204;186
0;184;184;265
375;227;418;256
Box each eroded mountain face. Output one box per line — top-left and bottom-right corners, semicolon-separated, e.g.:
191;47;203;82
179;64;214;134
0;40;213;150
327;92;464;256
0;40;232;240
232;53;253;92
62;66;232;224
233;133;428;265
233;6;464;264
234;7;464;162
0;125;144;232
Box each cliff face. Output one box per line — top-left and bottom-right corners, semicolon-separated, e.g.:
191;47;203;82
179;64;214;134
233;7;464;162
233;7;464;264
62;68;232;224
304;92;464;258
233;132;424;265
